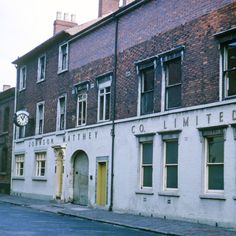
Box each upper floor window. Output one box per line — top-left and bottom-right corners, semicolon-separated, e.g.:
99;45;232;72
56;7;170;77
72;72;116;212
165;58;182;109
15;126;25;139
97;76;111;122
19;66;26;91
3;107;9;132
57;96;66;130
223;41;236;98
58;43;68;73
37;54;46;82
77;94;87;126
140;65;154;115
36;102;44;135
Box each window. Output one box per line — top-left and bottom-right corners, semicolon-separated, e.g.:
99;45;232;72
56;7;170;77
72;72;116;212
35;152;46;177
206;136;224;191
140;65;154;115
140;141;153;188
77;94;87;126
37;54;46;82
57;96;66;130
165;58;182;109
97;76;111;122
164;140;178;189
58;43;68;72
19;66;26;91
3;107;9;132
15;155;24;176
223;41;236;97
0;148;7;173
15;126;26;139
36;102;44;135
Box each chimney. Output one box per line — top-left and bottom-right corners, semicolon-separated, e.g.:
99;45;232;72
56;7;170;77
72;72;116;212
98;0;135;17
98;0;119;17
3;85;11;91
53;11;78;35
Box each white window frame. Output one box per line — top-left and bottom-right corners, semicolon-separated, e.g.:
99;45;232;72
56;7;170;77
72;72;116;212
163;139;178;190
15;125;26;139
222;42;236;98
77;93;87;126
19;66;26;91
15;154;24;177
56;95;66;131
58;43;69;73
37;54;46;82
204;136;224;193
36;101;45;135
35;152;46;177
97;79;111;122
139;140;153;190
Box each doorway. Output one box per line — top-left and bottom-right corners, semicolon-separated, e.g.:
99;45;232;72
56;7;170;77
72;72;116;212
96;161;107;206
73;151;89;205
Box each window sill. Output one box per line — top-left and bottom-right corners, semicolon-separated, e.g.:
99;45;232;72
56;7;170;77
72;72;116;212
0;131;8;136
158;191;180;197
57;69;68;75
12;176;25;181
36;79;46;84
19;88;26;92
32;177;47;182
15;138;25;144
135;189;154;195
199;194;226;201
233;196;236;200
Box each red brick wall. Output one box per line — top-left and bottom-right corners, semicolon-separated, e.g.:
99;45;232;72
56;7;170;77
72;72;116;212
16;0;236;136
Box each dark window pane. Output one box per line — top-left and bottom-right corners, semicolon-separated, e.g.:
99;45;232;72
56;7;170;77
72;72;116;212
105;93;110;120
208;165;224;190
208;136;224;163
142;143;153;164
167;58;181;85
166;141;178;164
166;84;181;109
227;42;236;70
141;91;153;114
143;166;152;187
83;100;86;123
142;67;154;92
3;107;9;132
227;70;236;96
167;166;178;188
99;95;104;120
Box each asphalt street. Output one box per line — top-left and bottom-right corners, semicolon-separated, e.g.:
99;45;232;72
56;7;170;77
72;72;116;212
0;202;164;236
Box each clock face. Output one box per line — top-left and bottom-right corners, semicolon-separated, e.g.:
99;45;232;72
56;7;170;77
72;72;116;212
14;111;29;127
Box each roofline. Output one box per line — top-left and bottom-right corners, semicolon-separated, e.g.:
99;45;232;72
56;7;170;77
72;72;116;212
12;31;70;65
12;0;152;65
68;0;152;43
0;87;15;101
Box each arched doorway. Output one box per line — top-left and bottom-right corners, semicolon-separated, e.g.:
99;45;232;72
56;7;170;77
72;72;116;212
73;151;89;205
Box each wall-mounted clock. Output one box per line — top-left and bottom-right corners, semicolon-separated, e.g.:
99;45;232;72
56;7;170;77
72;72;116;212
14;111;29;127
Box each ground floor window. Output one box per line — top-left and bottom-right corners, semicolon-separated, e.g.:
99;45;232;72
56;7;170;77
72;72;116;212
206;135;224;191
164;139;178;189
35;152;46;177
15;154;24;176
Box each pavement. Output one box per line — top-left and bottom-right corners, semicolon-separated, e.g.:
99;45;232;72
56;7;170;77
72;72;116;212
0;194;236;236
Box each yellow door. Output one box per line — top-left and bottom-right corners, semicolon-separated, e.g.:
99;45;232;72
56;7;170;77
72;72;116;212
96;162;107;206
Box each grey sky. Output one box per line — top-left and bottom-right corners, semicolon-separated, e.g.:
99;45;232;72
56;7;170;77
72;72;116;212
0;0;98;91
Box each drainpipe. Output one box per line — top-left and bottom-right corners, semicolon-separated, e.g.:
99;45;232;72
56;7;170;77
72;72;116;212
109;17;119;212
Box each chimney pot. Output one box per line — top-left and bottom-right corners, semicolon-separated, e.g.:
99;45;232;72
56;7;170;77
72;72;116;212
71;14;76;22
56;11;62;20
64;13;69;21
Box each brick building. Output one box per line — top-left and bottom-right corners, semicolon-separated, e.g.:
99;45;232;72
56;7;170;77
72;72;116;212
12;0;236;228
0;86;15;194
